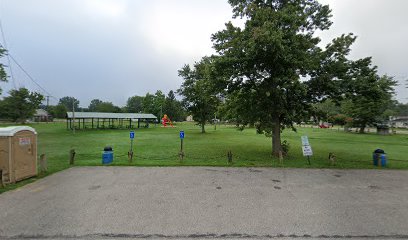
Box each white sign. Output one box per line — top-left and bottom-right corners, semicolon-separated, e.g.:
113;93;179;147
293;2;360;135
302;145;313;156
19;137;31;145
301;136;310;146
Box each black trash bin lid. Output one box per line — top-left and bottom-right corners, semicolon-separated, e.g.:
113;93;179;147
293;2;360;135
374;149;385;154
104;146;113;151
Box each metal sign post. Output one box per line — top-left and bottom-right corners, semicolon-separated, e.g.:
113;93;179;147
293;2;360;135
179;130;185;161
129;131;135;162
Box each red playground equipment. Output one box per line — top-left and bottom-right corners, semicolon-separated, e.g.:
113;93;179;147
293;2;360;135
161;114;174;127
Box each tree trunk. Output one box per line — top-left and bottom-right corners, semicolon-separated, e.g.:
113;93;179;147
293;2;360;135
201;123;205;133
272;116;282;157
359;126;365;133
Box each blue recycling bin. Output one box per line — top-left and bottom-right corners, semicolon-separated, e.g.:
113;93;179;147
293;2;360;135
373;149;386;167
102;146;113;164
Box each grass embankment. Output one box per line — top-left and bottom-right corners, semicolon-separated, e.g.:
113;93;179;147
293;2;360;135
1;121;407;193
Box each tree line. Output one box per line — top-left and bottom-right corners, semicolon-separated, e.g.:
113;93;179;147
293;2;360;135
0;87;187;123
48;90;186;122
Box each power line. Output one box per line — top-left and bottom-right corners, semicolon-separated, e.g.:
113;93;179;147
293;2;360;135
0;16;16;89
8;53;57;100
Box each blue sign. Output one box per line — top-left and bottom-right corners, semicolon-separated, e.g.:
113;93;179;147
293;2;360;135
179;131;185;139
130;131;135;139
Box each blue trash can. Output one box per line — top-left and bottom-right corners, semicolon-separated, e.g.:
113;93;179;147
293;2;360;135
380;154;387;167
102;146;113;164
373;149;386;167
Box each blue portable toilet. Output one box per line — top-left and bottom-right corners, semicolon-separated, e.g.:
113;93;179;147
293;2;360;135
102;146;113;164
373;149;386;167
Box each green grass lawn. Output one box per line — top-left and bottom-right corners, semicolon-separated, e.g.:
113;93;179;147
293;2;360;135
1;121;407;193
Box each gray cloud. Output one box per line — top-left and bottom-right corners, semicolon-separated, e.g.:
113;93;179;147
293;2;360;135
0;0;407;107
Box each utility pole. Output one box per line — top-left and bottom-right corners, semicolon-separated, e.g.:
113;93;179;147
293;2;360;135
46;96;50;108
72;100;75;134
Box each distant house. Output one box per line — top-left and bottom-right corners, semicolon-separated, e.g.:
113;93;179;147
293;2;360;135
186;115;194;122
389;116;408;128
33;109;52;122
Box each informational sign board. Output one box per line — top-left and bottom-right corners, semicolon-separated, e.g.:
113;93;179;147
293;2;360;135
302;145;313;156
19;138;31;145
301;136;310;146
301;135;313;157
130;131;135;139
179;131;185;139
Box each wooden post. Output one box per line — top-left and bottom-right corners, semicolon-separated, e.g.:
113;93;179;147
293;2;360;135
328;152;336;166
0;169;4;188
69;149;75;165
39;154;48;173
279;151;283;165
72;101;75;134
179;138;184;161
227;150;233;164
128;151;134;163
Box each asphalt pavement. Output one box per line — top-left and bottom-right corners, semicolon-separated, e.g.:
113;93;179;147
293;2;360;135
0;167;407;240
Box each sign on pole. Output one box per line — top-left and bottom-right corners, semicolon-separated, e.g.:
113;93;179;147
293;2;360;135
302;145;313;156
301;136;312;165
179;130;185;161
301;136;310;146
129;131;135;162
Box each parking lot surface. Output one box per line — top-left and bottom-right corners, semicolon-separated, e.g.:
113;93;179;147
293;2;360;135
0;167;407;239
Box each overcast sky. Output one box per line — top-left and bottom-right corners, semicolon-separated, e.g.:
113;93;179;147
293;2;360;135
0;0;407;107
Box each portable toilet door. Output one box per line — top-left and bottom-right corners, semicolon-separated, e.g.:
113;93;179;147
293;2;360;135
0;126;37;184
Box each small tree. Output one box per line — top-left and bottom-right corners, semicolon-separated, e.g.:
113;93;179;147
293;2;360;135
1;88;44;123
0;47;7;94
178;57;220;133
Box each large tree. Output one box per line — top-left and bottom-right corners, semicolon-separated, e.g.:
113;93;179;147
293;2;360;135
48;104;67;118
341;58;397;133
88;99;103;112
153;90;166;119
1;88;44;123
59;96;80;111
163;90;186;122
125;95;144;113
142;93;156;115
178;57;221;133
211;0;354;156
95;101;122;113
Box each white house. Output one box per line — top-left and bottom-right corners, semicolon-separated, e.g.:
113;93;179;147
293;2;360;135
389;116;408;128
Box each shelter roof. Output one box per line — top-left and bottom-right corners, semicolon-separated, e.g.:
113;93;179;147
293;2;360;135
66;112;157;119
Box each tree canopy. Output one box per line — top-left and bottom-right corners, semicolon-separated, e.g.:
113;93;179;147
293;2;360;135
178;57;221;133
211;0;339;156
125;95;144;113
59;96;80;111
163;90;186;122
0;88;44;123
0;47;7;94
